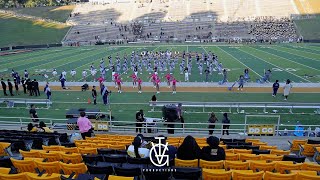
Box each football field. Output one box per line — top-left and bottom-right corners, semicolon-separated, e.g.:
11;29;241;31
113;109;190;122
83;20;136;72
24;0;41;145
1;44;320;83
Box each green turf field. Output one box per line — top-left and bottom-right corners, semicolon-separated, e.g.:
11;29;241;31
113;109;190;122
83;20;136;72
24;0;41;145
0;91;320;131
1;44;320;83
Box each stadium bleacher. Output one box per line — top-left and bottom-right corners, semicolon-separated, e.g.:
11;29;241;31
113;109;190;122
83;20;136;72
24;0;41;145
1;131;320;179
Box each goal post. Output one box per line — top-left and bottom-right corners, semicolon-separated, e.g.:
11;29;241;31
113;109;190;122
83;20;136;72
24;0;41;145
244;115;281;136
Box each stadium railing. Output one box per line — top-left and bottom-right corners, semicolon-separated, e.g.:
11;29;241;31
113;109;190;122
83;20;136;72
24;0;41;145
149;101;320;114
0;98;52;108
0;117;318;137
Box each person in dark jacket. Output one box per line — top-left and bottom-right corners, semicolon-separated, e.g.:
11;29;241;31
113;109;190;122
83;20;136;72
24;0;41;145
7;79;14;96
14;78;19;95
92;86;97;105
34;79;40;96
201;136;225;161
177;135;201;160
208;112;218;135
27;79;33;96
1;79;8;96
222;113;230;135
272;80;280;97
21;78;27;94
136;109;144;133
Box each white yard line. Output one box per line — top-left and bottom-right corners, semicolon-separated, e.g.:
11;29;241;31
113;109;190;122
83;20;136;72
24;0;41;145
215;46;262;77
251;46;320;72
271;46;320;62
238;48;312;83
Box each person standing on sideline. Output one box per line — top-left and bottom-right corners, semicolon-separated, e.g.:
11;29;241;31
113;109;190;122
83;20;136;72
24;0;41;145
92;86;97;105
129;73;138;88
208;112;218;135
60;73;66;89
52;69;58;81
101;84;109;105
44;83;51;100
7;79;14;96
34;79;40;96
284;79;293;101
164;73;172;88
29;104;39;122
22;78;27;94
82;70;87;82
244;68;250;82
136;109;145;133
70;69;76;82
222;113;230;135
184;67;189;82
137;78;142;93
116;77;122;93
77;111;93;140
272;80;280;97
237;75;244;91
13;78;19;95
172;77;177;94
1;79;7;96
204;67;210;83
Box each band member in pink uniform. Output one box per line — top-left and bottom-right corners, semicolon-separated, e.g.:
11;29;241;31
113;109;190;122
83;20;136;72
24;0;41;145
137;78;142;93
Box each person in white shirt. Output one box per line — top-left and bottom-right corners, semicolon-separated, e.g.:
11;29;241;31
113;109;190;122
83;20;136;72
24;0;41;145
70;70;76;82
127;136;150;158
43;74;49;82
62;70;67;79
52;69;58;82
82;70;87;82
91;68;97;82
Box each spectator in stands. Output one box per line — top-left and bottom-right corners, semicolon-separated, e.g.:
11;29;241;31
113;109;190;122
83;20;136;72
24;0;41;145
29;104;39;123
38;121;53;133
208;112;218;135
222;113;230;135
1;79;7;96
127;136;150;158
27;123;37;132
177;135;201;160
283;79;292;101
77;111;93;140
201;136;225;161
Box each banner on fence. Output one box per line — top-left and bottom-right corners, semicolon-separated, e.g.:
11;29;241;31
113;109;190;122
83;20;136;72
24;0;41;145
248;124;275;135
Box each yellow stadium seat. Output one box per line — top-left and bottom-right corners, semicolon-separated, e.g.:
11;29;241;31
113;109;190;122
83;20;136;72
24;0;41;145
233;149;252;154
0;172;27;180
291;170;318;176
270;150;290;156
259;145;277;150
74;140;86;144
289;139;307;152
59;153;83;164
300;144;319;157
78;147;98;155
92;144;110;149
95;134;108;138
219;145;227;150
246;139;260;143
34;161;60;175
202;169;232;180
301;162;320;171
175;158;198;167
10;158;37;173
263;171;296;180
60;147;79;154
260;154;283;161
0;142;11;156
226;153;239;161
225;161;249;170
108;144;126;150
59;162;87;177
42;145;63;151
19;150;41;158
252;142;267;146
296;172;320;180
0;167;11;174
40;152;61;162
25;172;61;180
199;160;224;169
232;170;264;180
275;162;302;174
249;161;276;172
30;149;47;153
224;149;233;153
198;143;208;148
239;154;261;161
76;143;94;149
108;175;134;180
